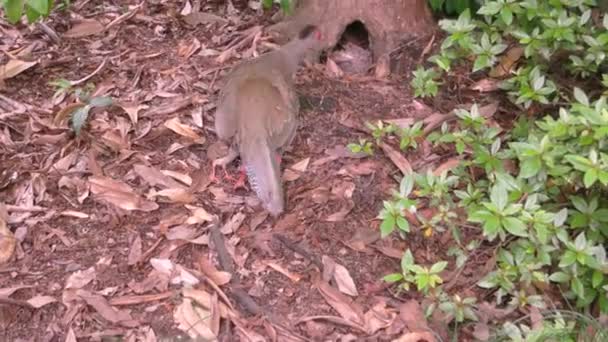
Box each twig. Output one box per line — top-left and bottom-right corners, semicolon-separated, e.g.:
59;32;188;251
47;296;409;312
273;234;323;269
69;57;108;86
209;221;308;341
36;22;61;44
104;3;143;32
5;205;48;213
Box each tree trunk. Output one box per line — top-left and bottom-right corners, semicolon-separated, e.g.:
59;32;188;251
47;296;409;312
268;0;435;74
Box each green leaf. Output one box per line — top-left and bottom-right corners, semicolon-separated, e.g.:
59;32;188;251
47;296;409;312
261;0;273;9
380;216;395;238
396;216;410;233
473;54;489;72
592;271;603;288
549;272;570;283
70;105;91;136
430;261;448;274
501;7;513;25
24;3;40;22
584;169;598;188
3;0;24;23
560;250;577;267
383;273;404;283
573;87;589;106
519;157;541;178
490;184;508;212
88;96;113;107
502;217;528;237
26;0;48;15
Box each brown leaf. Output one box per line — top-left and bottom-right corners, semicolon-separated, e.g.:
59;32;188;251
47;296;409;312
118;102;148;124
182;288;234;318
198;257;232;286
148;188;195;203
385;118;415;130
374;54;391;78
134;164;185;189
65;266;96;289
316;280;365;326
0;59;37;81
182;12;228;26
164;117;205;143
89;176;159;212
399;300;430;332
161;170;192;186
363;301;397;334
338;160;377;177
0;204;16;264
379;142;412;176
289;157;310;172
127;235;143;266
433;158;461;176
185;205;216;224
266;261;301;282
77;290;136;326
65;328;77;342
322;256;358;296
27;295;56;308
470;78;500;92
489;46;524;78
325;201;354;222
64;19;105;38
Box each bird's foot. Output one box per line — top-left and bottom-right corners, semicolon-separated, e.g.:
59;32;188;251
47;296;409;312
231;168;248;191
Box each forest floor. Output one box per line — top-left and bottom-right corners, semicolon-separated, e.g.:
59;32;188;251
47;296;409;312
1;1;505;341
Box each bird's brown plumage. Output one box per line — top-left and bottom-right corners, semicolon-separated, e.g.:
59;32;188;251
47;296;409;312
214;25;323;216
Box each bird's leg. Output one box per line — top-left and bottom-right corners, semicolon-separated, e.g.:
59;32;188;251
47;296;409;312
210;147;239;183
232;166;248;191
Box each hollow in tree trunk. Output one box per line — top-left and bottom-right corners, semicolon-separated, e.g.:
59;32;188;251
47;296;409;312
268;0;435;75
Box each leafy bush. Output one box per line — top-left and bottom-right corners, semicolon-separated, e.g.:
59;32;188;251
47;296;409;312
362;0;608;338
427;0;480;16
1;0;58;24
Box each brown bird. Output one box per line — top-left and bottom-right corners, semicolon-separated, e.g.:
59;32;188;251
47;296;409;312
212;25;324;216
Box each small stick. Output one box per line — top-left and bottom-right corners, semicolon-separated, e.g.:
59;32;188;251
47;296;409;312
69;57;108;86
273;234;322;269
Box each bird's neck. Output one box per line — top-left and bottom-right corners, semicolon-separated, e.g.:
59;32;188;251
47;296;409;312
276;39;312;76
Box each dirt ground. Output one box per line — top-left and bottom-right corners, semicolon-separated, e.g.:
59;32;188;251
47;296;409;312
1;1;502;341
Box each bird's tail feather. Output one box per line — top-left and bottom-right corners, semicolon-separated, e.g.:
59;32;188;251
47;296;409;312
239;137;284;216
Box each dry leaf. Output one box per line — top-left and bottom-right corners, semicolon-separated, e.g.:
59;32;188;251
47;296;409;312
393;332;437;342
266;261;301;282
119;102;148;124
65;266;96;289
0;204;16;264
134;164;185;189
60;210;89;218
433;158;461;176
161;170;192;186
489;46;524;78
325;200;354;222
385;118;415;129
164;117;205;143
289;158;310;172
174;298;217;340
27;295;57;308
185;205;216;224
64;19;105;38
89;176;159;212
470;78;500;92
322;256;358;297
182;12;228;26
127;235;142;266
316;280;365;326
77;290;135;325
0;59;37;80
148;188;195;203
198;257;232;286
379;142;412;176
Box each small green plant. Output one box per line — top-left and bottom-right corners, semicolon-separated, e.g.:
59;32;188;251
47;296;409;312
411;66;441;98
347;139;374;156
427;0;479;16
261;0;293;15
384;249;448;295
2;0;56;24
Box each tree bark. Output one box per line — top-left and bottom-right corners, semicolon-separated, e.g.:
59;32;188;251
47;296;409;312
268;0;435;69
